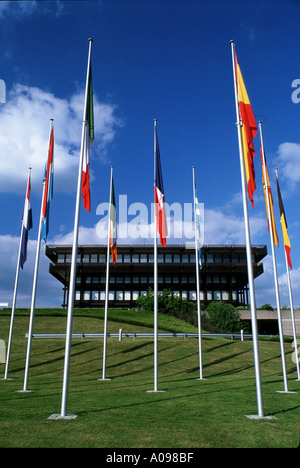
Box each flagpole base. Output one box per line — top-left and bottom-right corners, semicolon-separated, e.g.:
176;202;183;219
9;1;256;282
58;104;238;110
147;390;166;393
245;414;277;420
48;413;78;420
16;389;33;393
276;390;297;394
97;378;111;381
195;377;208;381
0;378;13;381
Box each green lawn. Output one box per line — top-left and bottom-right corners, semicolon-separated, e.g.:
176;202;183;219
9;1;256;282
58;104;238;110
0;310;299;448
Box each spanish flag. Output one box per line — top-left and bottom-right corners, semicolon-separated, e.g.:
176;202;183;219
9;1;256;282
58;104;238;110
276;174;292;269
234;52;257;207
260;148;279;246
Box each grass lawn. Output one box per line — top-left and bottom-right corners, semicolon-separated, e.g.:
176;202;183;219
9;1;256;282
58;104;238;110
0;310;299;448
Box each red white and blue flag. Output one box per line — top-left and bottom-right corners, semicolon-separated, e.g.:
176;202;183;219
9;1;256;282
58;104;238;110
42;122;54;242
20;172;33;269
154;124;167;247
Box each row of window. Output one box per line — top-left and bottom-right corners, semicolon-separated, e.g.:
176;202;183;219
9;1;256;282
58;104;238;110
75;290;239;302
57;252;253;265
77;273;238;285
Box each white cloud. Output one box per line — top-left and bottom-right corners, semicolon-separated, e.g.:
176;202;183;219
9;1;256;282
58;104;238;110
0;83;123;194
276;142;300;186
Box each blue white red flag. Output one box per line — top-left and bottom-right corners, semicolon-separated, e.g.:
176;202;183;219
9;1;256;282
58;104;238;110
154;124;167;247
42;122;54;242
20;172;33;269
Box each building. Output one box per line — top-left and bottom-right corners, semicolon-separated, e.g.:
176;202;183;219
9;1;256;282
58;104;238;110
45;244;267;308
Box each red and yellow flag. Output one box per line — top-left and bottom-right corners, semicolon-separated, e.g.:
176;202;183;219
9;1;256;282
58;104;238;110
260;149;279;246
235;53;257;207
276;175;292;269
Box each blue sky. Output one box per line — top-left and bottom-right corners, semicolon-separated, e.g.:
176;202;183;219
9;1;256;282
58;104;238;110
0;0;300;308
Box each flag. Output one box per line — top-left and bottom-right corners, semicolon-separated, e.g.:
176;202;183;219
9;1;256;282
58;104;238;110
234;52;257;207
20;172;33;269
194;188;203;269
82;55;94;212
42;122;54;242
260;148;279;246
276;176;292;269
109;176;117;267
154;124;168;247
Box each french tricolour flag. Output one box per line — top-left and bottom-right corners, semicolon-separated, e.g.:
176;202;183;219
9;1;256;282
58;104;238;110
154;123;167;247
42;123;54;242
20;172;33;269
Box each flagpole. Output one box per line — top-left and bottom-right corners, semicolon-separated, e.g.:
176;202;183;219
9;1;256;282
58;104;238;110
153;119;158;392
55;39;93;419
275;168;300;382
99;166;113;381
20;176;46;393
192;166;204;380
230;40;264;418
258;121;289;393
2;168;31;381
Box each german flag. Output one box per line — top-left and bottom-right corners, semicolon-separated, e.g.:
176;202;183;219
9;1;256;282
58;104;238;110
276;175;292;269
234;52;257;207
261;148;279;246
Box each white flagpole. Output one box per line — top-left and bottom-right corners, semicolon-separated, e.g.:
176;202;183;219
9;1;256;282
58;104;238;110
56;39;93;419
99;166;113;381
147;119;163;393
258;122;290;393
275;168;300;382
230;40;264;418
192;166;204;381
20;176;46;392
2;168;31;381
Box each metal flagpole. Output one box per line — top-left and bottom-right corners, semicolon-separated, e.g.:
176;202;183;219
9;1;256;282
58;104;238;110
192;166;204;381
20;178;46;393
275;168;300;382
148;119;164;393
258;122;291;394
99;166;113;381
2;168;31;381
50;39;93;420
230;40;265;419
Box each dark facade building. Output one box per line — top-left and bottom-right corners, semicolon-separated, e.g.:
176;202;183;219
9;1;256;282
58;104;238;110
45;244;267;308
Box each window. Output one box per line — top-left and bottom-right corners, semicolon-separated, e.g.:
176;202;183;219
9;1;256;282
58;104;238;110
100;291;106;300
83;254;90;263
232;291;237;301
189;275;195;284
158;254;164;263
213;275;219;284
189;291;196;300
116;291;123;301
173;276;179;284
84;291;90;301
141;276;148;283
109;291;115;300
109;276;116;284
123;254;131;263
206;275;212;283
133;276;139;283
214;291;221;300
222;291;229;300
100;275;106;283
86;277;91;284
116;254;123;263
132;291;139;300
117;276;123;284
173;254;180;263
124;276;131;283
148;254;154;263
124;291;131;300
165;254;172;263
158;276;163;283
182;291;188;299
165;276;171;283
140;254;148;263
92;276;99;284
182;276;188;283
90;254;98;263
57;254;65;263
76;254;81;263
132;254;139;263
207;291;213;300
182;254;189;263
207;254;213;263
76;276;81;284
75;291;80;300
66;254;72;263
99;254;106;263
92;291;99;300
214;254;222;263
